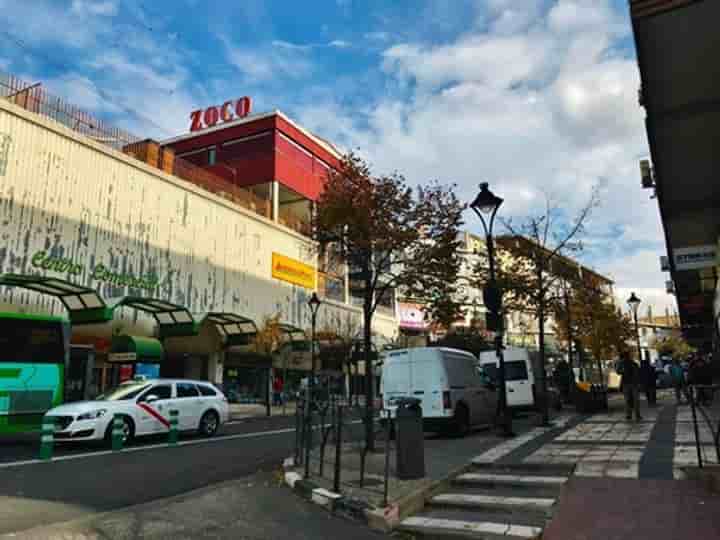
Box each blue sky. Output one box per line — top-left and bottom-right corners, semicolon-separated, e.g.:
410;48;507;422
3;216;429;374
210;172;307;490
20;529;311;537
0;0;674;313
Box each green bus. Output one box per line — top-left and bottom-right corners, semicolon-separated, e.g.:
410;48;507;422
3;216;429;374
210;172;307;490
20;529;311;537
0;312;70;434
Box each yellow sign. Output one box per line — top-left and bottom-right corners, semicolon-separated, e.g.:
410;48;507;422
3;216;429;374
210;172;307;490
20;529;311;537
272;253;316;289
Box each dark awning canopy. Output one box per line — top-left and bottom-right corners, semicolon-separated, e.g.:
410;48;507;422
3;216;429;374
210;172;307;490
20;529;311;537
200;312;257;347
112;296;196;338
0;273;112;324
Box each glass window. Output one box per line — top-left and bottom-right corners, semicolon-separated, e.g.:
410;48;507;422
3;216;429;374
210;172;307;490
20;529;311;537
198;385;217;397
505;361;529;381
0;319;65;364
140;384;172;401
176;382;200;398
98;382;150;401
208;147;216;165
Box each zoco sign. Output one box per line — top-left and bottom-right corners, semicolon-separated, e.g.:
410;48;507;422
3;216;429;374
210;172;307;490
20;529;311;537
189;97;252;132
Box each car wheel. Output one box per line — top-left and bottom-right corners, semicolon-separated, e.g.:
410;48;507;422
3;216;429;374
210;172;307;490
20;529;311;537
104;416;134;446
198;411;220;437
454;405;470;437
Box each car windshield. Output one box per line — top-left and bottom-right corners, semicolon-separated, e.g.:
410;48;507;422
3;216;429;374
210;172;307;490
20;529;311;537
96;382;151;401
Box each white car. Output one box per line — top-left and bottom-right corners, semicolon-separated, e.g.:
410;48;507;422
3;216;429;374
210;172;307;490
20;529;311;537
47;378;230;444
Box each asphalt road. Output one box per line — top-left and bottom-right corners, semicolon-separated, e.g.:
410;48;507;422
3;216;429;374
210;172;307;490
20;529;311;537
0;413;299;464
0;414;367;535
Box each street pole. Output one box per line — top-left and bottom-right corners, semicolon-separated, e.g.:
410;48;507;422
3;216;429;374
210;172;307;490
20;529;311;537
471;183;513;437
305;293;322;477
634;310;642;361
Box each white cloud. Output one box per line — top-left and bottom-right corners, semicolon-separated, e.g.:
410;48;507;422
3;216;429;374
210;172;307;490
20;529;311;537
329;40;351;49
224;38;314;83
71;0;117;17
298;0;667;308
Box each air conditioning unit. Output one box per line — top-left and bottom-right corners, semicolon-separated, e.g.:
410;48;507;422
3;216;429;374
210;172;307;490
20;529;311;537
640;159;654;189
666;280;675;294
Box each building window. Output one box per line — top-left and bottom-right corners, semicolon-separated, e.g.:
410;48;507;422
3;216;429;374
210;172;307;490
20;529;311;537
208;147;217;165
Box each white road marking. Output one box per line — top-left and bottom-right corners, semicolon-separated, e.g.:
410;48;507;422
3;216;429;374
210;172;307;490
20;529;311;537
432;493;556;510
457;472;568;486
0;419;365;470
400;516;542;538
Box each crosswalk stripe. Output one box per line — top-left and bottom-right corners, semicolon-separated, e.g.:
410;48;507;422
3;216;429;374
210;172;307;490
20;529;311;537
432;493;556;509
457;472;568;486
400;516;542;538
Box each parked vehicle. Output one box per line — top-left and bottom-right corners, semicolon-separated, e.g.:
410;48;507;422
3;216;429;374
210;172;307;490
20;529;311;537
380;347;497;436
46;378;229;445
478;347;538;409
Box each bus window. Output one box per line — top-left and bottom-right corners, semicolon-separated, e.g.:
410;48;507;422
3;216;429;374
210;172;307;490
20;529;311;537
0;314;68;434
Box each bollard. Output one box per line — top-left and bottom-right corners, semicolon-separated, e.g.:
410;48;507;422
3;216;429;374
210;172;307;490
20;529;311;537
39;415;55;460
168;409;179;445
112;414;125;451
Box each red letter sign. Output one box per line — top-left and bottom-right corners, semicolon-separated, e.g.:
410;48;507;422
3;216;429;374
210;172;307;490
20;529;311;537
188;96;252;132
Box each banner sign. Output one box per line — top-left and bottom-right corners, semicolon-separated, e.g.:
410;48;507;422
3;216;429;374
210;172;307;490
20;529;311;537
399;302;426;330
271;253;316;289
673;245;716;271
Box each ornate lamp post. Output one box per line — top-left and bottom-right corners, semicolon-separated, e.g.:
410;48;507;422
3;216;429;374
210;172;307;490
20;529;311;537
627;292;642;361
471;182;513;436
304;292;322;477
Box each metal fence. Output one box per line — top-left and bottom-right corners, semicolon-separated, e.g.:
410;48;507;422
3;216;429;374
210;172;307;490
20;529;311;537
0;71;139;150
0;70;274;223
295;392;393;506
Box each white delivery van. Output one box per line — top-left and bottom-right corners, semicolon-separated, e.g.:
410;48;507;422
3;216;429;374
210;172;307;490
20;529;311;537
380;347;496;436
478;347;537;409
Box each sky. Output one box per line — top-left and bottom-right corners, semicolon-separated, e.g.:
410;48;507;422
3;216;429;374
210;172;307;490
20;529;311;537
0;0;675;317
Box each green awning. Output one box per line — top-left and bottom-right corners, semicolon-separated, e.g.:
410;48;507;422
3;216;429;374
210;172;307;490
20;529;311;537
111;296;197;338
109;335;164;362
0;273;112;324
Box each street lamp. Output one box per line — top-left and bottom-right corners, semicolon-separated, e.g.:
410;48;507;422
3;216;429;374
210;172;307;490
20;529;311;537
627;292;642;361
304;292;322;477
470;182;513;436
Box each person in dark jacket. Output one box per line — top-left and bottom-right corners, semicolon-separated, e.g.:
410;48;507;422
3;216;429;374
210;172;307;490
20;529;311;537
640;359;656;406
620;352;642;421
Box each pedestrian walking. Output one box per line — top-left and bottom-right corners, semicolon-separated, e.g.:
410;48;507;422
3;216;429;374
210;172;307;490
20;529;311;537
273;374;284;406
620;352;642;421
640;359;657;406
670;358;685;405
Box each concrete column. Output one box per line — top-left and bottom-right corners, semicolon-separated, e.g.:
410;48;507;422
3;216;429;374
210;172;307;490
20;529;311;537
272;180;280;222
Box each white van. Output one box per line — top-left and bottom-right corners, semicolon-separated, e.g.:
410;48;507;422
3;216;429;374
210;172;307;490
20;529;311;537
380;347;496;436
478;347;537;409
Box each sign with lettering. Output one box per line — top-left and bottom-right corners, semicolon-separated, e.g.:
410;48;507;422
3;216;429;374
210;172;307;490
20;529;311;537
189;97;252;132
673;245;716;271
271;253;315;289
31;251;160;293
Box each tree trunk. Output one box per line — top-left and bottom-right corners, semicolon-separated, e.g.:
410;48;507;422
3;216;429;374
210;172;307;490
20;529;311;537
537;264;549;426
364;275;375;452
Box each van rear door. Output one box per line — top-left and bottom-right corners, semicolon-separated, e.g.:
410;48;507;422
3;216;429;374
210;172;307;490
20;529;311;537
504;357;533;408
410;351;444;418
381;351;412;415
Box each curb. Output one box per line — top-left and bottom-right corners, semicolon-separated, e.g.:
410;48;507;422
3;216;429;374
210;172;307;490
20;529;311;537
282;458;346;514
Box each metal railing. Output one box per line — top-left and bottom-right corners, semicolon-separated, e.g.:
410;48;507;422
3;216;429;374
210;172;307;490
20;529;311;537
0;70;275;224
0;72;139;150
687;384;720;468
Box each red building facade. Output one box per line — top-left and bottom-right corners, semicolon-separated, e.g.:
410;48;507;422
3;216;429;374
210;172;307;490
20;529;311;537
161;110;341;235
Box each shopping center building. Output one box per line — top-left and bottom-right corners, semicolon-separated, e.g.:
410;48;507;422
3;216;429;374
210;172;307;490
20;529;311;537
0;75;398;398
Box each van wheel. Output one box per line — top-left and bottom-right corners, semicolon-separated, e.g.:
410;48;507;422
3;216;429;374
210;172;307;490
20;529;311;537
454;405;470;437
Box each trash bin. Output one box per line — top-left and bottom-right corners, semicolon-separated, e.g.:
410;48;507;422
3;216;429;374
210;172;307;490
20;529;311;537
395;397;425;480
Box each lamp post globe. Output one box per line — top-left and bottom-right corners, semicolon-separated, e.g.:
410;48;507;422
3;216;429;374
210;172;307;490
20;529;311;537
627;292;642;361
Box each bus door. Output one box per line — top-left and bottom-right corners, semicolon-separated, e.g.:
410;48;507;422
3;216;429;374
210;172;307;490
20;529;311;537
66;345;95;402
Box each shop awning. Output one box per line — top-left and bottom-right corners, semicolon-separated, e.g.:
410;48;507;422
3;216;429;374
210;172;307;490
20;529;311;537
0;273;112;324
109;335;164;363
112;296;196;339
200;312;257;347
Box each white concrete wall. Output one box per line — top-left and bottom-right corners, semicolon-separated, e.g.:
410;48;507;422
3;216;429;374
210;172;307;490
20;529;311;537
0;99;398;343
